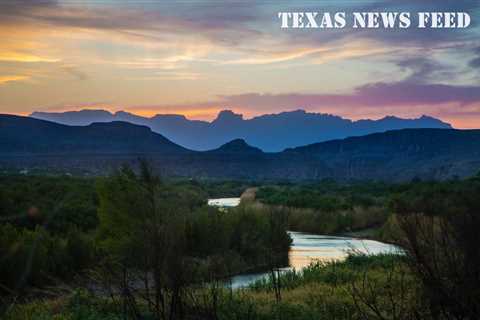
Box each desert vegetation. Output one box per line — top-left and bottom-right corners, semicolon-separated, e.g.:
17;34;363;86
1;167;479;319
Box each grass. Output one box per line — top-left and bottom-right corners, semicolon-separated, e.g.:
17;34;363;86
219;253;420;320
2;290;121;320
3;254;418;320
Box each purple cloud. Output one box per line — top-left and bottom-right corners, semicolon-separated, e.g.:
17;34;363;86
122;79;477;128
209;82;480;110
395;57;455;83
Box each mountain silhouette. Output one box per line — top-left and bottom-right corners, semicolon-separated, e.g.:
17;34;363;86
30;109;452;151
0;114;189;154
209;139;263;154
1;114;479;181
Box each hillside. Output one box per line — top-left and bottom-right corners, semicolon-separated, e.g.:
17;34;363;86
0;114;190;154
284;129;480;180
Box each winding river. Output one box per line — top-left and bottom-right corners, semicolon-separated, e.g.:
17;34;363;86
208;197;399;288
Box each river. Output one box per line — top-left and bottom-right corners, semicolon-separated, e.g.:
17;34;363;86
208;197;399;288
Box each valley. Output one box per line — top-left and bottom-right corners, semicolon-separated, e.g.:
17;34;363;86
1;171;478;319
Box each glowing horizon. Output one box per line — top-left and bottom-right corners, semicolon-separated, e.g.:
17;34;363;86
21;104;477;130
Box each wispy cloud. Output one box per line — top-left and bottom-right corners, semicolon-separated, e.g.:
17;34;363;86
0;52;59;63
127;71;203;81
0;75;29;85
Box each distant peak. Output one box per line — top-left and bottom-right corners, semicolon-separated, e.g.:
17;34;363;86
213;138;263;153
419;115;434;120
214;110;243;122
378;114;440;121
152;114;187;120
80;109;111;113
70;109;113;115
277;109;306;115
88;121;150;131
290;109;307;114
279;109;307;117
113;110;134;116
379;115;401;121
223;138;249;147
31;109;113;116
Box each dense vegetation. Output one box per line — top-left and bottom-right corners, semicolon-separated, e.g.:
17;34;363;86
0;175;98;291
0;166;290;318
255;181;393;235
1;169;479;319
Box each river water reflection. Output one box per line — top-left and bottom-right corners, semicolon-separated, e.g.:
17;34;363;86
207;198;241;207
208;198;399;288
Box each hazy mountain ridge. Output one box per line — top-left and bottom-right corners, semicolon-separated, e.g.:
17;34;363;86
1;114;478;181
30;109;452;152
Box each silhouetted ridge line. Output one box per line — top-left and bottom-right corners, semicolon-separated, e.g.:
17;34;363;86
31;109;452;151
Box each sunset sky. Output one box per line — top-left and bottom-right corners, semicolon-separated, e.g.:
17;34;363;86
0;1;479;127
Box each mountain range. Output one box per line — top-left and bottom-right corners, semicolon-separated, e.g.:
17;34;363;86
1;114;479;181
30;109;452;152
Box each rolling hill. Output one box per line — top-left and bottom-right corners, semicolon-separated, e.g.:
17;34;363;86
0;114;189;154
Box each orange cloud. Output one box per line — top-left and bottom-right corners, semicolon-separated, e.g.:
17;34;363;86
222;38;397;66
0;75;29;85
0;52;59;63
223;47;332;65
0;26;61;68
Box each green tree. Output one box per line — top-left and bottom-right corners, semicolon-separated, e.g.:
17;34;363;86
96;163;200;319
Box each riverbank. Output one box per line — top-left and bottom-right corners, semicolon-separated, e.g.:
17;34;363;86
211;194;399;289
240;187;392;243
3;254;413;320
224;229;399;289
